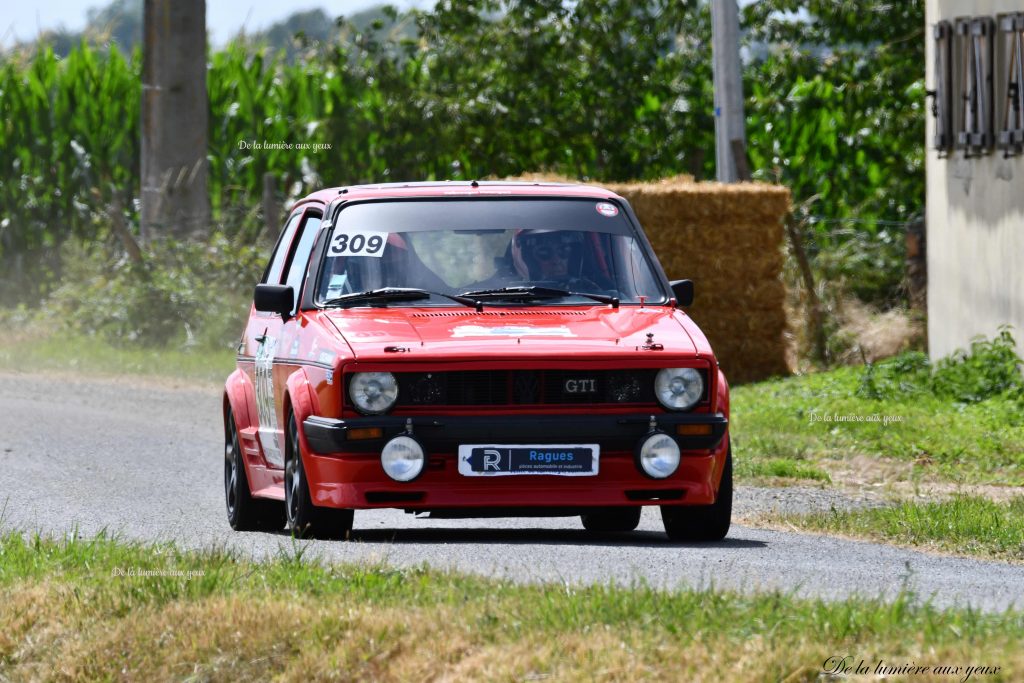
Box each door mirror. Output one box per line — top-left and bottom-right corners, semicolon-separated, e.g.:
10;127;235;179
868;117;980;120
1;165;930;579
670;279;694;307
254;284;294;318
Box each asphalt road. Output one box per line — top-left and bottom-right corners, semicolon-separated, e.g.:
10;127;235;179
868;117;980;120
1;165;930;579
2;371;1022;613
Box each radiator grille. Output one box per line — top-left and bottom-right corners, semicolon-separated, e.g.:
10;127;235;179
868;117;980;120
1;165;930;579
388;369;663;407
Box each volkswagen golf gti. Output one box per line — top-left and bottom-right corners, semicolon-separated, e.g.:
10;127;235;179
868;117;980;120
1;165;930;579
223;181;732;541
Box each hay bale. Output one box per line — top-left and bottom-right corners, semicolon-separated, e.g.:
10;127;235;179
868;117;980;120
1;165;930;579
508;175;791;383
608;180;790;383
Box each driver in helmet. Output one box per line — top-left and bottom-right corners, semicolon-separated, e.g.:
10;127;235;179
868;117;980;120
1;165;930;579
512;230;584;282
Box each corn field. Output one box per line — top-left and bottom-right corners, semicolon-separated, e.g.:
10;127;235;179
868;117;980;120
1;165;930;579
0;44;334;260
0;45;139;256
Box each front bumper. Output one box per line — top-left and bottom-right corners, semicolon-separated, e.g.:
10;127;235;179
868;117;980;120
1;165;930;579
304;412;727;455
300;412;729;511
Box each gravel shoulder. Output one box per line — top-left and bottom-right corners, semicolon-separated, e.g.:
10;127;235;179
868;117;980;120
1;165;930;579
734;485;885;522
2;370;1022;613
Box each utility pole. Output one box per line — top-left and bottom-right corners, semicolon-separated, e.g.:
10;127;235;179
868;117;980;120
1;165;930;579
711;0;748;182
141;0;210;240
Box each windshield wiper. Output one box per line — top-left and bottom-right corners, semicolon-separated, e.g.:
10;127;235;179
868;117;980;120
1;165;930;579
323;288;482;311
458;286;619;308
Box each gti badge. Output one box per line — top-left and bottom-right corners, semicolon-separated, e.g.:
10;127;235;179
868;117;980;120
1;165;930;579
564;378;597;393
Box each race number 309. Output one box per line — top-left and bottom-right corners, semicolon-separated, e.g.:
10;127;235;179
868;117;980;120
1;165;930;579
329;230;388;258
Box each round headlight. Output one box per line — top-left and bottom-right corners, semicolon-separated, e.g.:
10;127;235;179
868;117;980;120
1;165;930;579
654;368;704;411
637;432;681;479
349;372;398;415
381;435;425;482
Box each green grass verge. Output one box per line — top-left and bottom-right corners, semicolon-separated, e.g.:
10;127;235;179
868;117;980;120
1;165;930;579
730;365;1024;486
735;457;831;483
0;331;235;385
1;530;1022;681
781;496;1024;563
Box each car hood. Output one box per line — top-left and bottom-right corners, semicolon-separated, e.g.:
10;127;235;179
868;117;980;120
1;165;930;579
323;306;698;362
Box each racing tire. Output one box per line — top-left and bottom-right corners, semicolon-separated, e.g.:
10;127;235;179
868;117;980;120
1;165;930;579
661;450;732;542
224;406;286;532
285;413;354;540
581;507;642;533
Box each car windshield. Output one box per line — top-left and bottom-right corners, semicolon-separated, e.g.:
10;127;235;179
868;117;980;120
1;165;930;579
315;198;667;306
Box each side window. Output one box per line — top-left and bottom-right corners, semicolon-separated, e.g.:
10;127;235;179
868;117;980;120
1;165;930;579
283;213;323;312
261;212;302;285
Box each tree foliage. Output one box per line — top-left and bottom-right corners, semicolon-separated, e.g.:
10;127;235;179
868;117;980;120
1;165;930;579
743;0;925;302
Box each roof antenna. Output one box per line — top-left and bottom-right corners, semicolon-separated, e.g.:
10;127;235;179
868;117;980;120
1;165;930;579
470;179;479;188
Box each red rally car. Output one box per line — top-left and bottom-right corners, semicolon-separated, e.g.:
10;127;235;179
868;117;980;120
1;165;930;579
223;181;732;541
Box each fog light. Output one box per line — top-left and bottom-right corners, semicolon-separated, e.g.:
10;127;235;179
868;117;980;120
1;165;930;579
637;432;681;479
381;435;425;482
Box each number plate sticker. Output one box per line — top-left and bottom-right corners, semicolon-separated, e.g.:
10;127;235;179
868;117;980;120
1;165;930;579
458;444;599;477
328;230;388;258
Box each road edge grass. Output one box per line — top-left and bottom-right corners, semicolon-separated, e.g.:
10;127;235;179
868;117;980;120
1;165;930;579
0;330;235;386
729;360;1024;487
1;530;1023;681
776;495;1024;564
736;457;832;483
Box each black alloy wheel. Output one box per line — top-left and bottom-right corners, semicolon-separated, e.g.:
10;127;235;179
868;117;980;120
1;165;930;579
224;406;285;532
660;449;732;542
284;413;354;540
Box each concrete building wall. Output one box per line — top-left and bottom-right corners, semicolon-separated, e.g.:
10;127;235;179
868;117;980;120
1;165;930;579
925;0;1024;360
